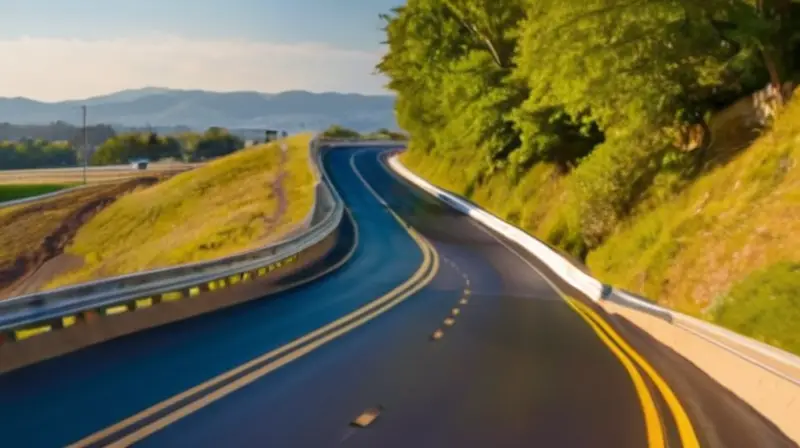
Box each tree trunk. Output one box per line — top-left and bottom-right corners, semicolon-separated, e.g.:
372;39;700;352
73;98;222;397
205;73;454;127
760;47;786;105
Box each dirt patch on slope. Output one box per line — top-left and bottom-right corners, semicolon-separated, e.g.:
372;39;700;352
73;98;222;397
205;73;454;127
0;177;162;298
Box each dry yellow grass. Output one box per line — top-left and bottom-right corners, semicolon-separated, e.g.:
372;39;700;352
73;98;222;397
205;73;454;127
46;134;315;289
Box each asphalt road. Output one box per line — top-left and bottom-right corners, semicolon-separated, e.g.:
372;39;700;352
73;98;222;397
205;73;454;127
0;147;793;447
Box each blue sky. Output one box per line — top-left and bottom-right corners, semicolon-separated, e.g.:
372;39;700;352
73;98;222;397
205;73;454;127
0;0;401;100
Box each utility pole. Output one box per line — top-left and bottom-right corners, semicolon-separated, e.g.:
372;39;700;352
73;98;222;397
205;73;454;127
82;105;88;185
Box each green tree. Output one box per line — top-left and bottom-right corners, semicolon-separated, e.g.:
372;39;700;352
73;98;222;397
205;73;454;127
321;125;362;139
192;127;244;160
91;132;182;165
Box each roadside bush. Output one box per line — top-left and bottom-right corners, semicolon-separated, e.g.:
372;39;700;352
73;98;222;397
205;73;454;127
711;262;800;355
565;130;669;250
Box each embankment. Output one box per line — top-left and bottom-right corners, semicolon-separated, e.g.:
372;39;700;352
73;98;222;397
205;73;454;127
44;135;315;290
0;178;163;298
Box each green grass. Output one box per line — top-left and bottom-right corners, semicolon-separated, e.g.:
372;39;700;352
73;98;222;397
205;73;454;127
46;134;315;289
586;92;800;353
0;184;72;203
710;262;800;355
401;146;566;236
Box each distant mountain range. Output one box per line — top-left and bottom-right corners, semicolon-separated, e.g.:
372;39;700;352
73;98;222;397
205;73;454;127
0;88;398;133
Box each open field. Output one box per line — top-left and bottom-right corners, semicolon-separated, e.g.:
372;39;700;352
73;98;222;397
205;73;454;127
0;162;202;185
0;184;75;204
44;134;315;290
0;177;166;298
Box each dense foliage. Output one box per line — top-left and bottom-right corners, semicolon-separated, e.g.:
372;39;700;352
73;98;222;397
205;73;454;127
321;125;407;141
379;0;800;257
321;125;363;139
91;127;245;165
91;133;182;165
0;122;116;146
0;140;77;169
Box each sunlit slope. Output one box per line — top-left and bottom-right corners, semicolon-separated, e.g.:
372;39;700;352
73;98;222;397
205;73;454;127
589;96;800;353
48;134;315;288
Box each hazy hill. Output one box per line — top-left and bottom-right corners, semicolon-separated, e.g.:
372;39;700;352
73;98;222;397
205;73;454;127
0;88;397;133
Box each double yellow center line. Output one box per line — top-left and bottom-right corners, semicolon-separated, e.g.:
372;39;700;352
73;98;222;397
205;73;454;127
385;151;700;447
566;298;699;448
70;151;440;447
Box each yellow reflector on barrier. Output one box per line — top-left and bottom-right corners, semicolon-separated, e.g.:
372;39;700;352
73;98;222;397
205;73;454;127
136;298;153;308
62;316;77;328
242;272;251;281
258;267;267;276
189;287;201;297
218;279;227;288
105;305;128;316
15;325;52;341
229;275;241;285
208;281;217;291
162;291;182;302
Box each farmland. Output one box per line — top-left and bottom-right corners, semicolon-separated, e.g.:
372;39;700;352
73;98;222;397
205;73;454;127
0;184;74;204
0;162;201;186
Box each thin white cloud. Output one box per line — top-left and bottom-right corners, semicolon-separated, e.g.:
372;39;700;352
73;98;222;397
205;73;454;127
0;35;390;101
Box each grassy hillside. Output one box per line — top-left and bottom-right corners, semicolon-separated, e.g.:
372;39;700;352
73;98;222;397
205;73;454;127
46;134;315;289
402;94;800;355
588;97;800;354
0;179;161;296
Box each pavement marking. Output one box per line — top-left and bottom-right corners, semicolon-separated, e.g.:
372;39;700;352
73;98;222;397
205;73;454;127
111;244;438;448
72;155;373;447
111;247;438;448
452;207;699;448
451;308;460;316
443;317;456;327
571;299;700;448
565;298;665;448
459;299;468;305
431;329;444;340
75;148;442;447
351;407;382;428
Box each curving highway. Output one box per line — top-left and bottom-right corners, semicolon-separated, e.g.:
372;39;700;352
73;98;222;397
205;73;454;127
0;147;794;447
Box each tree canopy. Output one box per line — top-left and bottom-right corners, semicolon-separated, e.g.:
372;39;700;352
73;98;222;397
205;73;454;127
378;0;800;255
321;125;363;139
0;140;77;170
91;127;245;165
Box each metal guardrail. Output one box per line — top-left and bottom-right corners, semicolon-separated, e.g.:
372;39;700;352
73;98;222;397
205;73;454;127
0;135;344;336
